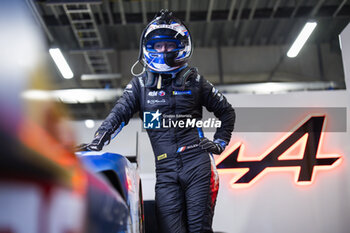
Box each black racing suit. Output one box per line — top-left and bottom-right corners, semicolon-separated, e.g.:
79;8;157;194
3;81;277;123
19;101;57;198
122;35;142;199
97;67;235;233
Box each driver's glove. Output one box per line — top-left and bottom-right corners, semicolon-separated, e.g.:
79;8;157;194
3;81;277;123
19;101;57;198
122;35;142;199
199;137;227;155
87;130;111;151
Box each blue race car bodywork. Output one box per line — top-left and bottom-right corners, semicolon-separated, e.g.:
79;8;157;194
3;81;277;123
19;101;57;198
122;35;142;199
77;151;144;233
79;152;129;199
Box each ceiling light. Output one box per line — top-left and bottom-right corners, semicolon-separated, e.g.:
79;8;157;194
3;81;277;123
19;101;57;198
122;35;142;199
49;48;74;79
21;90;52;100
81;73;122;80
85;119;95;129
287;22;317;58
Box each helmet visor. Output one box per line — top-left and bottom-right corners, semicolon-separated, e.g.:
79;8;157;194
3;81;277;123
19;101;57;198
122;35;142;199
144;28;187;51
145;38;184;52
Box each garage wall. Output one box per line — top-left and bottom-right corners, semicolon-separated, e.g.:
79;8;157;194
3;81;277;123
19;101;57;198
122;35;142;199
211;22;350;233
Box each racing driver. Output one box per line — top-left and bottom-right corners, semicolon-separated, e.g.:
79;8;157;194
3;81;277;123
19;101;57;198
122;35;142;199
85;9;235;233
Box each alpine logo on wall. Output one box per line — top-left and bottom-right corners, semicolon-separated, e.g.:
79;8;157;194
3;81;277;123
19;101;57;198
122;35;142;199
215;114;342;189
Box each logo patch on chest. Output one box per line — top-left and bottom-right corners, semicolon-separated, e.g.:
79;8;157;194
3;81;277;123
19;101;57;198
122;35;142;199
172;90;192;95
147;99;167;105
148;91;166;96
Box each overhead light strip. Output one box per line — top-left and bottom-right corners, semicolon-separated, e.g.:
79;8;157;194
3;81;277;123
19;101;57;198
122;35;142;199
287;22;317;58
49;48;74;79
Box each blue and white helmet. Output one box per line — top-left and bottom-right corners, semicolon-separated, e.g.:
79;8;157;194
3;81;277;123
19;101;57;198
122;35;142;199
140;10;192;74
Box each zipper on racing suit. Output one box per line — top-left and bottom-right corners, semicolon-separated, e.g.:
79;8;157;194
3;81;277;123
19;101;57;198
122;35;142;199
170;83;182;169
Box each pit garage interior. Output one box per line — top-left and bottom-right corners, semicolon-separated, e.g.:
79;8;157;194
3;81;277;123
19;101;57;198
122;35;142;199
4;0;350;232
